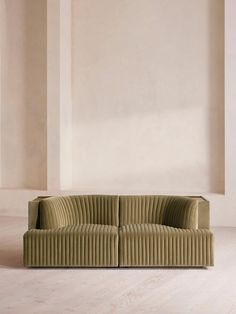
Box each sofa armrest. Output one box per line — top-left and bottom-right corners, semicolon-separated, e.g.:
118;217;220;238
28;196;52;230
187;196;210;229
28;198;41;229
163;197;198;229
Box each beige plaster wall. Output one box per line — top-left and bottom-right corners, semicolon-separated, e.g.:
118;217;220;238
72;0;224;193
1;0;235;227
0;0;47;189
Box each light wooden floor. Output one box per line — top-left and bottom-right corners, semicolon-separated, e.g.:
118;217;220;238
0;216;236;314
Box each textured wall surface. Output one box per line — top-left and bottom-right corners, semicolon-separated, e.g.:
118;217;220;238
0;0;47;189
2;0;236;227
72;0;224;193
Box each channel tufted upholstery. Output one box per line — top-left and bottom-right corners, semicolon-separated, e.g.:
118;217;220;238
40;195;119;229
24;224;118;267
119;195;198;229
23;195;214;267
24;195;119;267
119;224;213;267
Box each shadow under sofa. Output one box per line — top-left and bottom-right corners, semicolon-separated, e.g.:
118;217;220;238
23;195;214;267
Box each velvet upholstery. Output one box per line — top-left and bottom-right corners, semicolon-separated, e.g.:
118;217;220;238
119;195;198;229
24;224;118;267
23;195;214;267
119;224;213;267
40;195;119;229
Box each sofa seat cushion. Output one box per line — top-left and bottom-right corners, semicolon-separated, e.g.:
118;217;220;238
119;224;213;267
24;224;118;267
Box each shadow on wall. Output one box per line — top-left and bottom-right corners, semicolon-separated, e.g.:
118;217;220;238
72;0;225;194
73;164;221;195
72;105;224;194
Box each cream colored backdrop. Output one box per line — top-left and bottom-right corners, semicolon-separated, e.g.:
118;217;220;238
1;0;236;227
0;0;47;189
72;0;224;193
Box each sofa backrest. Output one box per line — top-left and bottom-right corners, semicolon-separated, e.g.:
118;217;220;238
120;195;169;225
28;194;206;230
119;195;198;229
39;195;119;229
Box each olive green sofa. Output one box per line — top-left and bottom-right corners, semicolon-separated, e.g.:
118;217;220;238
23;195;214;267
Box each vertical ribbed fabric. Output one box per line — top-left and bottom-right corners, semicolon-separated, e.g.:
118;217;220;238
40;195;119;229
119;224;214;267
23;195;213;268
24;224;118;267
119;195;198;229
163;197;198;229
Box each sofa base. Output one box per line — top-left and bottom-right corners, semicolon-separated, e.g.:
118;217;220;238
24;224;118;267
119;224;214;267
24;224;213;268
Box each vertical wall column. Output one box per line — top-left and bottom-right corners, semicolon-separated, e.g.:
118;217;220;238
0;0;3;187
0;0;6;188
47;0;72;190
208;0;236;227
225;0;236;195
